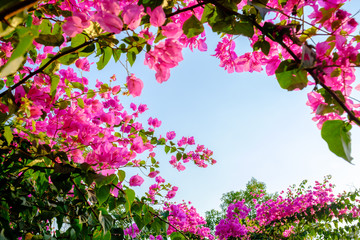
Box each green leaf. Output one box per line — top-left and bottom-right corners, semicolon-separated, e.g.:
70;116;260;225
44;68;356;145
71;81;84;91
0;28;34;77
170;232;185;240
117;170;126;182
133;214;144;231
99;211;114;233
0;55;25;78
112;48;122;62
183;15;204;38
321;120;352;163
0;80;4;90
316;89;345;115
127;51;136;67
275;60;308;91
124;188;135;212
58;52;79;65
97;47;112;70
87;89;96;99
79;43;95;57
77;98;84;109
50;75;60;98
39;56;60;75
4;126;13;146
254;40;270;55
96;185;110;205
35;33;64;46
71;34;86;48
95;174;117;188
165;145;170;154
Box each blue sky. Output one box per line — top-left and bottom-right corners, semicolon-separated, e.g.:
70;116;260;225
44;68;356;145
83;1;360;216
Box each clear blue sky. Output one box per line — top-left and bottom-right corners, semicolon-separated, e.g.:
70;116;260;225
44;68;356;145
83;1;360;216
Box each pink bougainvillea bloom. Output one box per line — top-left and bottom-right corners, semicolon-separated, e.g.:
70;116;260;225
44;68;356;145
131;136;145;153
166;131;176;140
147;6;166;27
162;22;183;39
129;174;144;186
166;190;177;199
122;4;145;30
126;74;144;97
94;11;123;34
101;0;121;15
75;58;90;71
62;13;90;37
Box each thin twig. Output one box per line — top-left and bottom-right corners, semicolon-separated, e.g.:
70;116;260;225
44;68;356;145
166;1;207;18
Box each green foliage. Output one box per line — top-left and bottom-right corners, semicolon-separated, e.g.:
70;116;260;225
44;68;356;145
321;120;353;163
202;4;254;37
275;59;308;91
205;178;278;230
182;15;204;38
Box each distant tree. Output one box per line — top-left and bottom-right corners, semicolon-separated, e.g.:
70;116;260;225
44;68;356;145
205;178;278;230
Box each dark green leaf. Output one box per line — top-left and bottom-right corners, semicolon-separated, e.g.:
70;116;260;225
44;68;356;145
96;185;110;205
95;174;116;188
35;33;64;46
253;40;270;55
0;80;4;90
183;15;204;38
112;48;122;62
79;43;95;57
99;211;114;233
58;52;79;65
110;228;124;240
127;51;136;67
321;120;352;163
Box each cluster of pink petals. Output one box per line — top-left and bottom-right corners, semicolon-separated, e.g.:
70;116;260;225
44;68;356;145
62;12;91;37
124;223;139;238
144;39;184;83
164;202;214;239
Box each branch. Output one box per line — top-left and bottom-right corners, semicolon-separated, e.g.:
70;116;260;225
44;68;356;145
166;1;207;18
0;37;98;99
